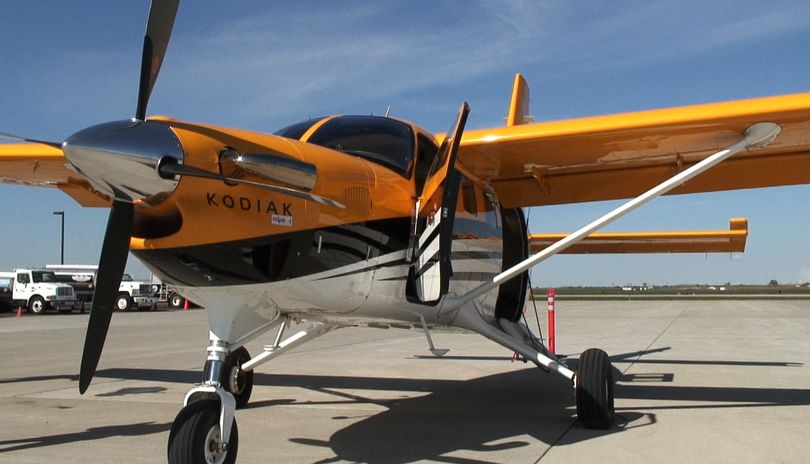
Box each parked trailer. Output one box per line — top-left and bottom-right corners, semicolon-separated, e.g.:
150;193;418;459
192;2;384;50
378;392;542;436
0;271;14;311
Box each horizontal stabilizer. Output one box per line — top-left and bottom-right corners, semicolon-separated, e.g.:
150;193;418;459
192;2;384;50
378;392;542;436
529;218;748;254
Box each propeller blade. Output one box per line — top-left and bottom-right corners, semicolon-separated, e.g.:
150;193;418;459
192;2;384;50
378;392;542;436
159;161;346;208
79;200;134;393
0;131;63;149
135;0;180;120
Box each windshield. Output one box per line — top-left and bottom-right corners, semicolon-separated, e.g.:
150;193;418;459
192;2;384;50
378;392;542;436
305;116;415;176
32;271;57;283
121;274;133;282
275;118;325;140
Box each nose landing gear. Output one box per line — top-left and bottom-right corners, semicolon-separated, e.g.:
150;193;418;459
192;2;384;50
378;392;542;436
168;398;239;464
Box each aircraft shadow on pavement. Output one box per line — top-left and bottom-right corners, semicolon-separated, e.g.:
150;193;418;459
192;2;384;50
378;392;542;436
0;422;170;454
284;368;578;463
4;350;808;461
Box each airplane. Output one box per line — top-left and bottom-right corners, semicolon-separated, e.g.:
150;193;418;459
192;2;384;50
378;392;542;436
3;1;810;463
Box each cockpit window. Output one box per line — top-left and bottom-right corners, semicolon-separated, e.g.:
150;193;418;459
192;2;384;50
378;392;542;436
275;118;325;140
305;116;415;176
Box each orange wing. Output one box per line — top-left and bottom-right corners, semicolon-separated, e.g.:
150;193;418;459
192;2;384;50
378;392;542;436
458;88;810;208
0;143;110;206
529;218;748;254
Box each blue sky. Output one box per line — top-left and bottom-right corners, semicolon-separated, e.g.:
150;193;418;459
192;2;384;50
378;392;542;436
1;0;810;286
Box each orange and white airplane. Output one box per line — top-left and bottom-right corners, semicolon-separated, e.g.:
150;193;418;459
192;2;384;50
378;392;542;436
3;1;810;462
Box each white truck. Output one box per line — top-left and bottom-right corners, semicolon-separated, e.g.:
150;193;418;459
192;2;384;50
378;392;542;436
11;268;80;314
45;264;159;311
116;273;160;311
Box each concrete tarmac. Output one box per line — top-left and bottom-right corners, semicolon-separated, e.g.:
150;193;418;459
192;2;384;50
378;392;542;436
0;300;808;463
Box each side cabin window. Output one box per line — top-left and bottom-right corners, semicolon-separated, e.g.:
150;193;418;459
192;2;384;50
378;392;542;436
414;133;439;193
304;116;415;177
460;177;478;215
453;176;502;241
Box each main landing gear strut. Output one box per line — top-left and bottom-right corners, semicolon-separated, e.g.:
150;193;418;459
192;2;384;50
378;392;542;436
452;306;615;429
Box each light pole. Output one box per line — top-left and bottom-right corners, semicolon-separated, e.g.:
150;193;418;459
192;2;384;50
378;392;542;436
53;211;64;264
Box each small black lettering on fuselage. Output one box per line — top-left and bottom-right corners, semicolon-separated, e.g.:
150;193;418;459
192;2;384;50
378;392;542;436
206;193;293;216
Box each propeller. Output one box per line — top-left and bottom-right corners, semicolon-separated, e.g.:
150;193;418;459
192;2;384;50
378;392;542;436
136;0;180;121
78;0;180;393
78;200;133;393
13;0;338;392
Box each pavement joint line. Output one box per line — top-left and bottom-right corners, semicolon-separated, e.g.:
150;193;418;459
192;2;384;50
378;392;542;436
534;419;577;463
619;306;685;376
537;306;687;460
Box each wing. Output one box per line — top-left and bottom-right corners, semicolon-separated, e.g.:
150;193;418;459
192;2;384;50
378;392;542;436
0;143;110;206
458;89;810;208
529;218;748;254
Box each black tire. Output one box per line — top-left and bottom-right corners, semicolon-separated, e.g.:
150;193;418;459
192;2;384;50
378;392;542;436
168;399;238;464
115;293;132;312
28;295;47;315
169;292;184;309
576;348;615;429
221;347;254;409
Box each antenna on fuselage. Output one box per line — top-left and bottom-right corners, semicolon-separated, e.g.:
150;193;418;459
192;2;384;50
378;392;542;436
384;105;392;118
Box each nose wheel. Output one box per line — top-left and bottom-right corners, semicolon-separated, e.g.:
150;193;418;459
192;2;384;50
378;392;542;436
168;398;239;464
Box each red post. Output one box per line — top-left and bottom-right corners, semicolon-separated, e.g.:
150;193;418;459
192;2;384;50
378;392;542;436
547;288;556;355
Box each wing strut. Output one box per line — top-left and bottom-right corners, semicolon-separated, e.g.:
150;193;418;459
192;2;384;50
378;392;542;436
445;122;781;309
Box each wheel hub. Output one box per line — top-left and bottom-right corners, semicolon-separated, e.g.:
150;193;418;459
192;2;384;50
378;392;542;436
204;424;227;464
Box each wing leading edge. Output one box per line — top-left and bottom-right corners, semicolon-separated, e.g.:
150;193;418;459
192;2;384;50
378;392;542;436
459;85;810;208
0;143;110;206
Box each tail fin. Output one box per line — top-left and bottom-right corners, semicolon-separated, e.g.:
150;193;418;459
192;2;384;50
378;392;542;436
506;73;533;126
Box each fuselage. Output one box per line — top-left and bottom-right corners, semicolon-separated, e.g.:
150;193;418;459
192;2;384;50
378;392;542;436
120;115;527;342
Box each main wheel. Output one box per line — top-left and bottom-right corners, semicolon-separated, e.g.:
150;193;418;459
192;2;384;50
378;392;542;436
575;348;615;429
169;292;184;309
28;295;47;315
221;347;254;409
168;399;238;464
115;293;132;311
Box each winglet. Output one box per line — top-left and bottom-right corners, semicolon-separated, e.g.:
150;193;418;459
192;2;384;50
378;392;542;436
506;73;534;126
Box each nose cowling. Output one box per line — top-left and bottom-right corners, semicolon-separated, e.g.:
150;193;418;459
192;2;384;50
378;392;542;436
62;119;183;203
